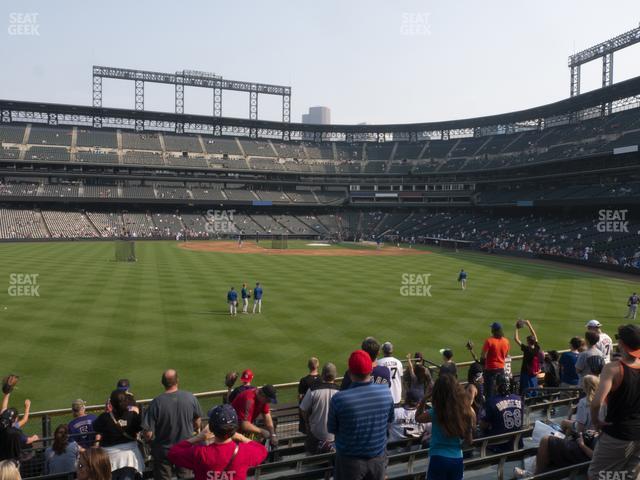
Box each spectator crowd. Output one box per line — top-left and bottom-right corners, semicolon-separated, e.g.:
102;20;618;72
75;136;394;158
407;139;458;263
0;321;639;480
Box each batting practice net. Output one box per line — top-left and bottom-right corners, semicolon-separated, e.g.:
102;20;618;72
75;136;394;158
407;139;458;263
271;233;289;249
115;240;137;262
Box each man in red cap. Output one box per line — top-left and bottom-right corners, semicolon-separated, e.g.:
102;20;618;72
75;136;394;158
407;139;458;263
588;324;640;479
340;337;391;391
228;369;255;404
328;350;394;480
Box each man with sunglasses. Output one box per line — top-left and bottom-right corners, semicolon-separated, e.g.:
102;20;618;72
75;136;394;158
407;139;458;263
588;324;640;480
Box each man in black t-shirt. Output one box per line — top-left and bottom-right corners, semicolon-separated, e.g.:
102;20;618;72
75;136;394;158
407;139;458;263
298;357;320;433
298;357;320;400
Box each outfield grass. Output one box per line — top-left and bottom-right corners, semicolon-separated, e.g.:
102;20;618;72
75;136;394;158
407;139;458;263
0;240;635;416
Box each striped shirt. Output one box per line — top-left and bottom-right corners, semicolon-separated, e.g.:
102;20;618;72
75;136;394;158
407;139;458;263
327;381;394;458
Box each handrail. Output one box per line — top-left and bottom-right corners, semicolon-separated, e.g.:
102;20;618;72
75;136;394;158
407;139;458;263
27;340;607;421
24;353;536;420
24;380;303;419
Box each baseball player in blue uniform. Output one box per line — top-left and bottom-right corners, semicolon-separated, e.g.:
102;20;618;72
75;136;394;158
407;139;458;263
227;287;238;316
252;282;263;314
458;268;468;290
241;283;250;314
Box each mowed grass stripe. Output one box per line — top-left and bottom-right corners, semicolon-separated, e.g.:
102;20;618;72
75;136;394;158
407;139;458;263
0;240;635;414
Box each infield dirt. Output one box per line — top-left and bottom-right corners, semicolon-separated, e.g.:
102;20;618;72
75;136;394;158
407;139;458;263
179;241;433;256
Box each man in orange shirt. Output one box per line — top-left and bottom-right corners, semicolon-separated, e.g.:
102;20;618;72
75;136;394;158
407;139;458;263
481;322;510;405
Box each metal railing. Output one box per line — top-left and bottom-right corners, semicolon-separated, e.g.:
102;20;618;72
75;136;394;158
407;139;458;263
24;342;604;439
23;354;532;422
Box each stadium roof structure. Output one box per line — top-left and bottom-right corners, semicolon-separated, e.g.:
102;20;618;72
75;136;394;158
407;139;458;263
568;23;640;98
91;65;292;124
2;74;640;142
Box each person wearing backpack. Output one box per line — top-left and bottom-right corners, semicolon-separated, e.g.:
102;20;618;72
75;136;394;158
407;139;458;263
168;404;267;480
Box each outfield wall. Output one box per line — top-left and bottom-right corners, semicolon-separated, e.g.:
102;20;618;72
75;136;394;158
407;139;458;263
482;248;640;276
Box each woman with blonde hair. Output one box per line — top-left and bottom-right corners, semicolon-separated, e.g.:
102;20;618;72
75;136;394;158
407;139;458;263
516;375;603;477
560;374;600;434
0;459;21;480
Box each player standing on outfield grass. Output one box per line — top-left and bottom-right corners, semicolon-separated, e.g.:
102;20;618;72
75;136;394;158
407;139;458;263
241;283;250;314
252;283;263;314
626;292;639;320
458;269;468;290
227;287;238;316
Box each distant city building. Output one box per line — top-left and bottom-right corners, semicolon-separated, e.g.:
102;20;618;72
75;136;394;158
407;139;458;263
302;106;331;125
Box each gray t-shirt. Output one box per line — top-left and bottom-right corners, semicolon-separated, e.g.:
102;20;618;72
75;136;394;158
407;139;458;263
299;383;339;442
142;390;202;458
575;347;604;378
45;441;79;474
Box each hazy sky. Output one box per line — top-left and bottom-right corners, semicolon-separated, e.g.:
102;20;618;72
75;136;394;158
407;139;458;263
1;1;639;125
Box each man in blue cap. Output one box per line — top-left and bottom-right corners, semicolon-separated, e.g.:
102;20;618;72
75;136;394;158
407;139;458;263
116;379;138;412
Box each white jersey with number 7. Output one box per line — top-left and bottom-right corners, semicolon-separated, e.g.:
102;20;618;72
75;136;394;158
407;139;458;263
377;356;404;404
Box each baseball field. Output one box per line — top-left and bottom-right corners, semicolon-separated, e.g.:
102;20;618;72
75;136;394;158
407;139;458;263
0;239;634;414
